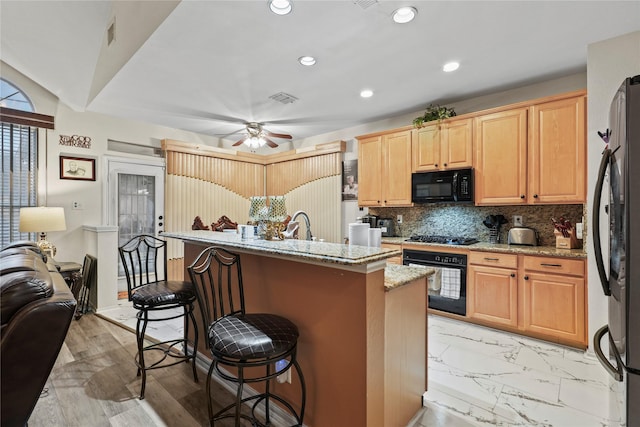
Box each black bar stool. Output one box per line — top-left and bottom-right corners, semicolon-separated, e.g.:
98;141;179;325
118;234;199;399
188;246;306;426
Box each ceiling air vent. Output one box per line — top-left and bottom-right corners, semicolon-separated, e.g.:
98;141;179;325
269;92;299;104
352;0;378;9
107;18;116;46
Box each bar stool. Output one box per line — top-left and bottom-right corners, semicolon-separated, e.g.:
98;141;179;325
187;246;305;426
118;234;199;399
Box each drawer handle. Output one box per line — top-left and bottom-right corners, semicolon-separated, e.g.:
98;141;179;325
510;273;516;277
540;263;563;268
484;257;499;261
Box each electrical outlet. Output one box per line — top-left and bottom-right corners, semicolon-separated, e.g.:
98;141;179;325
513;215;523;226
72;201;84;210
397;214;403;224
576;222;584;239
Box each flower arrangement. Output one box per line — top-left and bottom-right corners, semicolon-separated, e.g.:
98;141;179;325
412;104;457;128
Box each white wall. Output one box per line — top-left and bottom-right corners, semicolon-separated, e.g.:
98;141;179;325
586;31;640;347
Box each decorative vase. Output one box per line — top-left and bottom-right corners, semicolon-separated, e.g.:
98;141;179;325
248;196;267;224
267;195;287;223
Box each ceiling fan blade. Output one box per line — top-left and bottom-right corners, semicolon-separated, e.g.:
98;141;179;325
232;136;248;146
264;137;279;148
265;131;292;139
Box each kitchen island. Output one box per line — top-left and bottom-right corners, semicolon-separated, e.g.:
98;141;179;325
163;230;432;427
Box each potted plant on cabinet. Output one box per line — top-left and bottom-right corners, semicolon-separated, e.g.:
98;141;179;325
412;104;457;128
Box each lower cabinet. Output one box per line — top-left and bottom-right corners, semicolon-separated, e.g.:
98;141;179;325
381;242;402;264
468;251;587;348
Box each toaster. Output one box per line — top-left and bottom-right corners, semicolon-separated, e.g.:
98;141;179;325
507;227;538;246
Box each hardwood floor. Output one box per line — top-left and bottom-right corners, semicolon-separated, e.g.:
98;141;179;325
29;314;251;427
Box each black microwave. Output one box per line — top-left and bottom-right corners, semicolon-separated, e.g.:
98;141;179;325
411;168;474;203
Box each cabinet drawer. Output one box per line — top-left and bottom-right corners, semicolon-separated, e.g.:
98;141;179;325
469;251;518;269
523;256;585;277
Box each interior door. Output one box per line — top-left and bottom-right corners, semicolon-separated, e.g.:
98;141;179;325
107;159;165;291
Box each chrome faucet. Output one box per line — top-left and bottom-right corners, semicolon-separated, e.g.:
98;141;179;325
291;210;313;240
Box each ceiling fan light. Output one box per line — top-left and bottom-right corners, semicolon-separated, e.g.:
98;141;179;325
298;56;316;66
245;136;266;149
392;6;417;24
269;0;292;15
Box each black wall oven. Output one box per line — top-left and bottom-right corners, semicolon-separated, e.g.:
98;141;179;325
411;168;473;204
403;249;467;316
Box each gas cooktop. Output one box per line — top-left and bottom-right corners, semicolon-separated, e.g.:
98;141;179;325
405;235;479;246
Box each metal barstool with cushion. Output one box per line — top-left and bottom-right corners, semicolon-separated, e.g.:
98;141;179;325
188;246;305;427
118;234;198;399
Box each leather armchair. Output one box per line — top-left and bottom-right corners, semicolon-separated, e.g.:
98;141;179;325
1;244;77;427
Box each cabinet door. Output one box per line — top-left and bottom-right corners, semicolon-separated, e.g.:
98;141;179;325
383;130;412;206
522;272;586;345
442;118;473;170
529;96;586;204
412;125;440;172
474;108;528;205
358;136;383;206
468;265;518;328
381;243;402;264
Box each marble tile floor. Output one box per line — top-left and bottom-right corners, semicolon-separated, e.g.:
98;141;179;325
100;302;625;427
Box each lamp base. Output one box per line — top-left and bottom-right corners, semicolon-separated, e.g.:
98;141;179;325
37;232;57;257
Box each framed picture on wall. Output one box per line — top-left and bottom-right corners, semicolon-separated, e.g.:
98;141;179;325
342;160;358;201
60;156;96;181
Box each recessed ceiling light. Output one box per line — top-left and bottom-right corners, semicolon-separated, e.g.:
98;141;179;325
360;89;374;98
392;6;417;24
298;56;316;66
269;0;292;15
443;61;460;72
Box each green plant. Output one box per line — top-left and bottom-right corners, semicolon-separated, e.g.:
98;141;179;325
412;104;457;128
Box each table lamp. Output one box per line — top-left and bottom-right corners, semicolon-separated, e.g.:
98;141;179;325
19;206;67;256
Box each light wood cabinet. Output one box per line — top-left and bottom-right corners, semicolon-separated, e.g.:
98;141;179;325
467;251;587;348
474;92;586;205
381;243;402;265
413;118;473;172
521;255;586;345
528;95;586;204
357;129;412;207
468;252;519;327
474;108;528;205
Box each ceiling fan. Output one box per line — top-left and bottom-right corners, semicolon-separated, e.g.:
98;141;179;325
231;122;292;149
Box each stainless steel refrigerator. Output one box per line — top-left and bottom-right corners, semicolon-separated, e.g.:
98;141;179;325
593;75;640;427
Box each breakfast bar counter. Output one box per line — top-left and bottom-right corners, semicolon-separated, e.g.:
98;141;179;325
163;231;431;427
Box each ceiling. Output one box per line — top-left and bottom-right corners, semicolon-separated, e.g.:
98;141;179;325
1;1;639;148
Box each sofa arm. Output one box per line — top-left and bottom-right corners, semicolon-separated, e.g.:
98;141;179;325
0;269;76;427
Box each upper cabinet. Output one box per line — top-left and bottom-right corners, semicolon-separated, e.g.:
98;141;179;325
474;108;528;205
528;95;586;204
474;92;586;205
413;118;473;172
357;129;412;207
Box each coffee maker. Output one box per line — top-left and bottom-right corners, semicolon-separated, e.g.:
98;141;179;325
361;214;378;229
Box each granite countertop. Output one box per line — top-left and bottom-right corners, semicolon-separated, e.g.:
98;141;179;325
382;237;586;259
163;230;401;266
384;264;435;291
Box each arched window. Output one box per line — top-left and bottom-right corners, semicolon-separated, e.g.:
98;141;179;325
0;79;52;247
0;79;34;112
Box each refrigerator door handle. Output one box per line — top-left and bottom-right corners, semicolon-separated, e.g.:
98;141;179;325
593;324;624;381
592;148;612;296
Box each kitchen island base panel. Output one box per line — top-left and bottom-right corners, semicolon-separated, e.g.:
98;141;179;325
184;242;386;427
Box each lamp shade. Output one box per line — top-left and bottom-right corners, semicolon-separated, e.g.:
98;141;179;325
19;207;67;232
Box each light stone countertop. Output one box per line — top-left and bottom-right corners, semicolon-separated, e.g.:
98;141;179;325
163;230;401;266
382;237;586;259
384;264;435;291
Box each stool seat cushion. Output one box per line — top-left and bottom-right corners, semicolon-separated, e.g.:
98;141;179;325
209;313;299;359
131;280;196;307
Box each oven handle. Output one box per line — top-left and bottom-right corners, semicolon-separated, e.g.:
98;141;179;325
593;324;623;381
403;258;466;269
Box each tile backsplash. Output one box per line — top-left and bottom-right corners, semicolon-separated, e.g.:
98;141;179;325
370;204;585;247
